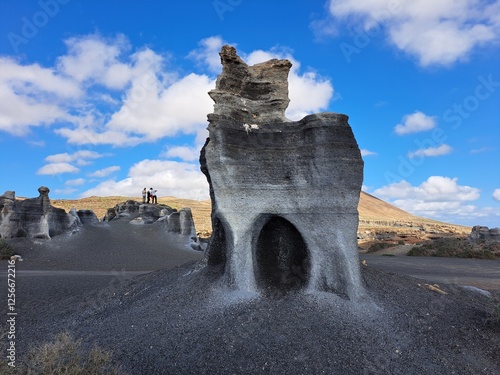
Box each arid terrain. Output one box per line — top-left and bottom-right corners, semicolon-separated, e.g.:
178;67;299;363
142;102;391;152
3;192;498;374
48;191;471;243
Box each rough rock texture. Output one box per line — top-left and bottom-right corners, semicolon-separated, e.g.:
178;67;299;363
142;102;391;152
76;209;99;225
469;226;500;242
103;200;175;223
179;208;196;236
102;200;198;241
102;200;141;221
0;187;79;239
208;45;292;126
201;46;365;299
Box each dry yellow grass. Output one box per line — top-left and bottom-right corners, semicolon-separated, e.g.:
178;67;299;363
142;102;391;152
0;331;128;375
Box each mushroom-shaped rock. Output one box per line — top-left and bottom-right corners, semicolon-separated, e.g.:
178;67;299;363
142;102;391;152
201;46;365;299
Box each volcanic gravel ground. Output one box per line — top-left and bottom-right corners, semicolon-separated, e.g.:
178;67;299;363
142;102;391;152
1;220;499;374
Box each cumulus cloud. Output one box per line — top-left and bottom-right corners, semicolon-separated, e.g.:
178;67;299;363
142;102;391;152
324;0;500;66
105;72;215;143
54;40;216;146
88;166;120;178
37;163;80;175
45;150;106;164
493;189;500;201
57;34;132;88
2;34;335;150
163;146;200;162
375;176;480;201
394;111;436;135
0;57;80;135
373;176;481;221
188;36;227;73
81;159;209;200
408;144;452;158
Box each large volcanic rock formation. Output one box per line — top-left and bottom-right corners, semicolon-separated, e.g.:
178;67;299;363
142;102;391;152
201;46;365;299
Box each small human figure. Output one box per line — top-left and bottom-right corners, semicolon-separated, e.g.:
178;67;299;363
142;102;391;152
147;188;151;204
151;188;158;204
142;188;147;203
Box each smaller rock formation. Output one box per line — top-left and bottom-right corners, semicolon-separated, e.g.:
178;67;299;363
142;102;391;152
103;200;141;221
180;208;196;236
77;210;99;225
0;187;80;239
103;200;198;246
468;226;500;242
104;201;176;223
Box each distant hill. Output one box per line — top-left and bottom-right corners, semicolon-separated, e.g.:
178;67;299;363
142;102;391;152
49;192;470;240
357;192;470;244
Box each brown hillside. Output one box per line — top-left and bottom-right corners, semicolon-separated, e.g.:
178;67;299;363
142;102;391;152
49;191;470;239
358;192;418;221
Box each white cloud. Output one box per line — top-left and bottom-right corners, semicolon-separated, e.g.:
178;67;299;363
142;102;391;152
375;176;480;201
39;150;107;176
2;34;335;148
88;166;120;178
287;70;334;120
54;128;144;146
361;149;377;156
105;72;215;143
57;34;132;88
493;189;500;201
37;163;80;175
325;0;500;66
51;40;215;146
394;111;436;135
66;178;85;186
0;57;80;135
45;150;106;164
373;176;482;222
408;144;452;158
81;159;209;200
188;36;227;73
163;146;200;162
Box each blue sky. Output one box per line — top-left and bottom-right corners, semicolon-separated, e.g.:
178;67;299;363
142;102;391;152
1;0;499;227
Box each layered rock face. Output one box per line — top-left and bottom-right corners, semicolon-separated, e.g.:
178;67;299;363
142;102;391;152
0;187;80;239
201;46;365;299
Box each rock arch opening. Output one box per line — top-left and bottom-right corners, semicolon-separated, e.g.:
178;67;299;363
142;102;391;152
254;216;309;293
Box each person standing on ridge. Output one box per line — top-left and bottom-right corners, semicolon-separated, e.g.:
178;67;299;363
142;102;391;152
142;188;147;203
151;188;158;204
147;188;151;204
